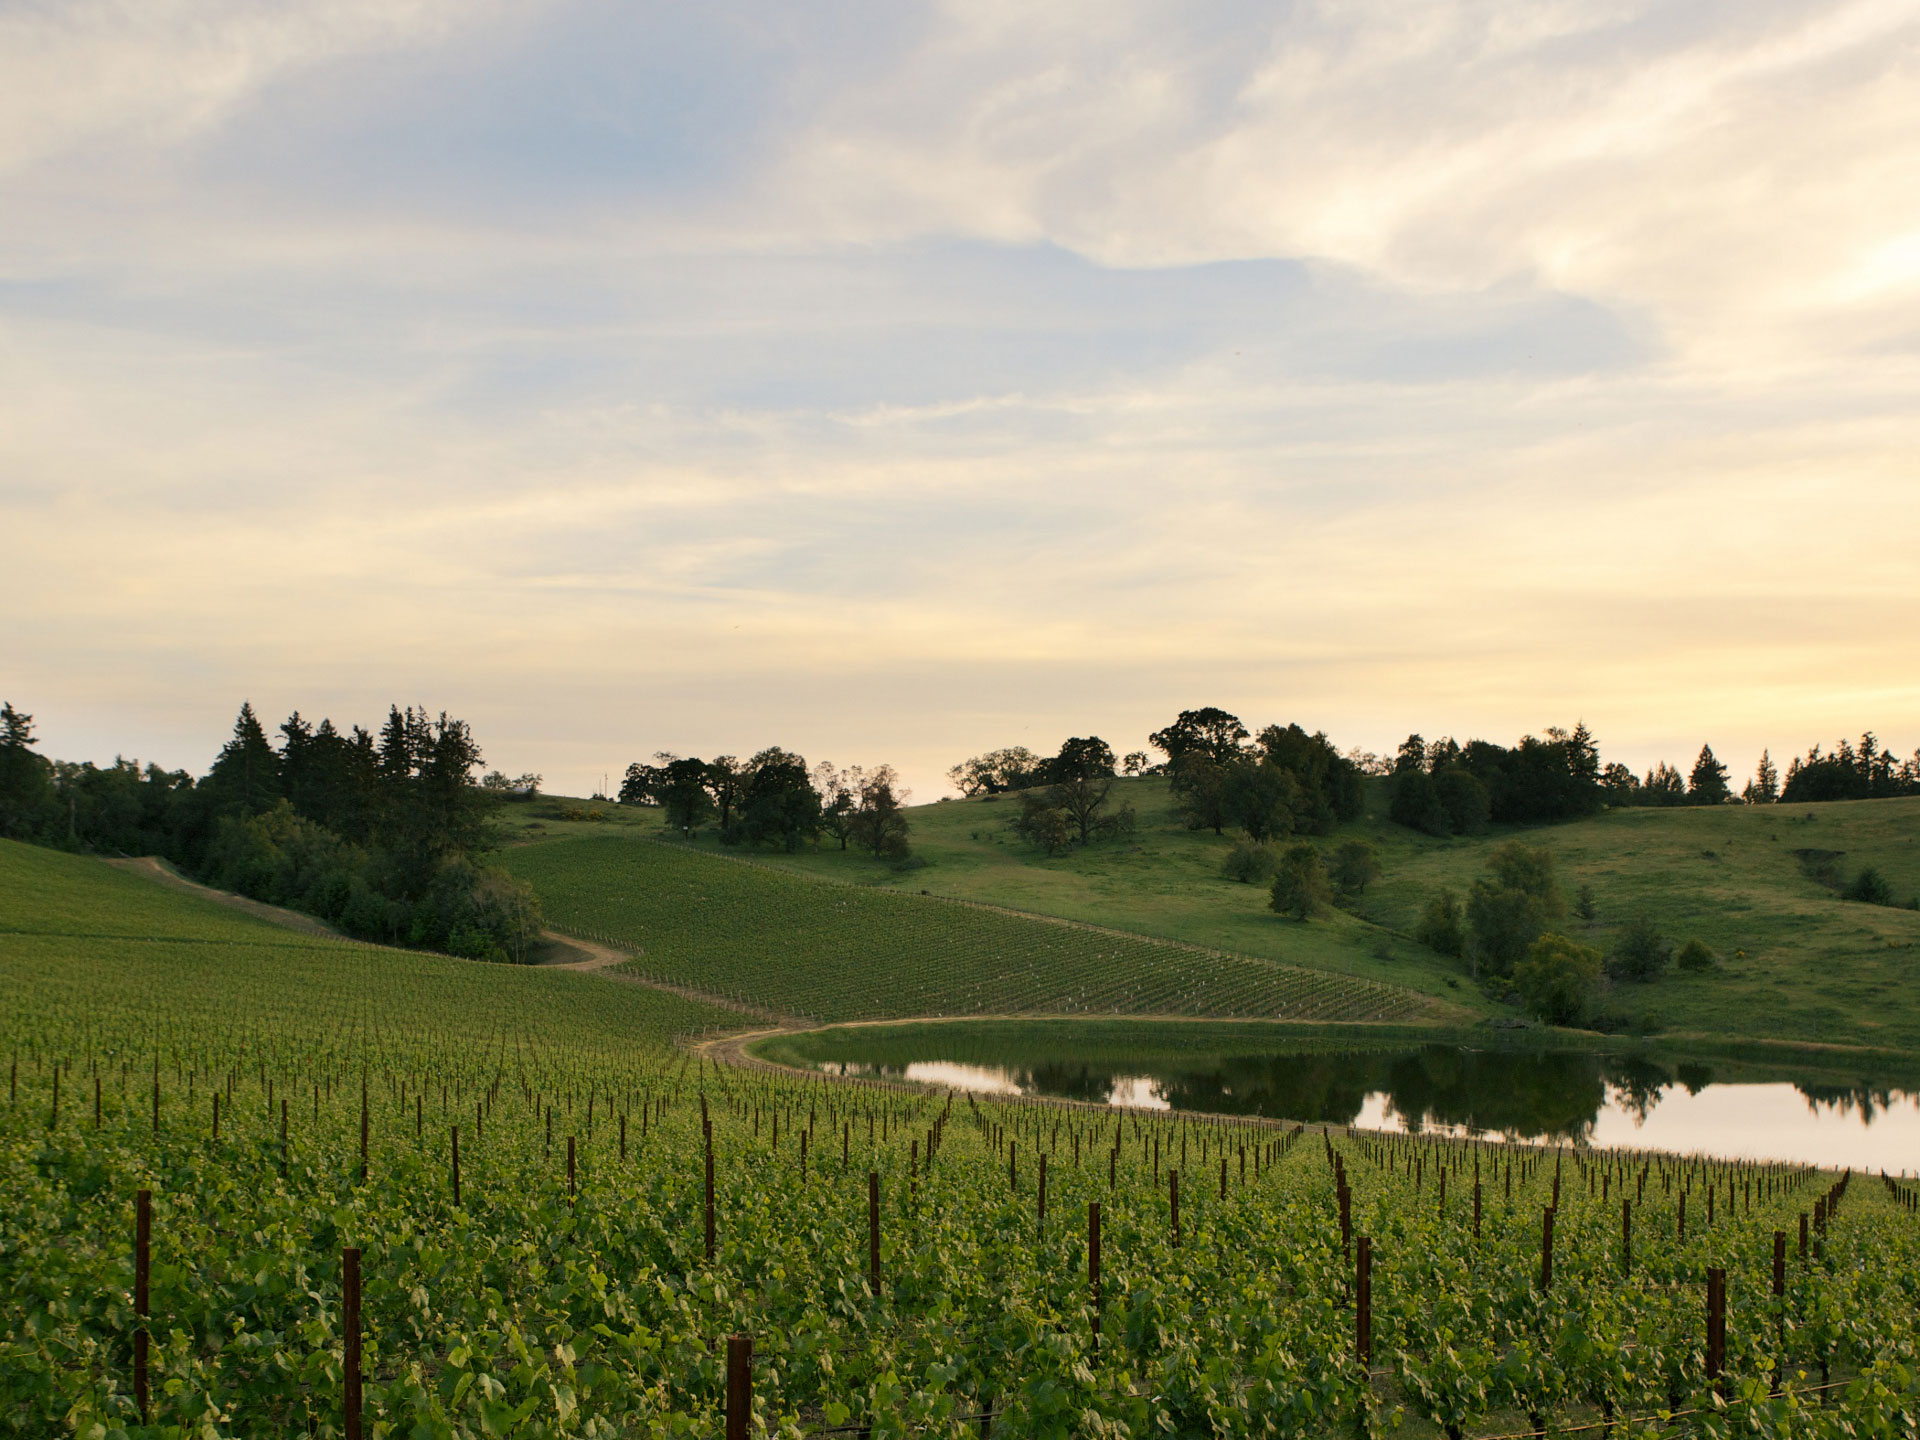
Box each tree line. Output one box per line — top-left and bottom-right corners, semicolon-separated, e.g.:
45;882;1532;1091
1388;726;1920;836
618;752;912;860
0;700;543;961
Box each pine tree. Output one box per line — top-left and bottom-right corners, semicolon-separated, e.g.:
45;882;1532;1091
1688;744;1731;806
1743;749;1779;804
0;702;53;838
202;702;282;816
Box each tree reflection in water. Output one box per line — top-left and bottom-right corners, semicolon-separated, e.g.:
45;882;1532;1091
837;1036;1919;1149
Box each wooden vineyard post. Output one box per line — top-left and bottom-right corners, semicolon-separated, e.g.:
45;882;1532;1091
1678;1191;1686;1241
1622;1199;1632;1275
1338;1179;1352;1261
1220;1153;1227;1201
1706;1267;1727;1396
1539;1206;1555;1292
568;1135;577;1204
134;1188;151;1424
451;1126;460;1207
725;1334;752;1440
1010;1140;1017;1194
359;1084;369;1186
1089;1201;1102;1351
211;1091;219;1142
1772;1229;1787;1393
1170;1170;1180;1248
1355;1236;1372;1368
704;1135;715;1261
1799;1211;1808;1259
342;1247;363;1440
1473;1179;1482;1239
868;1171;881;1291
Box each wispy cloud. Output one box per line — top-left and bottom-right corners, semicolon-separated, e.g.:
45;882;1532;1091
3;0;1917;793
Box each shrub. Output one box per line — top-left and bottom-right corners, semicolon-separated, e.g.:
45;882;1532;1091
1845;866;1895;906
1221;838;1279;884
1513;932;1604;1025
1608;913;1672;982
1268;843;1331;921
1414;888;1465;957
1675;937;1716;973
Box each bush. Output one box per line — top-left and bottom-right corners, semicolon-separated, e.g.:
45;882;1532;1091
1675;937;1716;973
1414;888;1465;957
1513;932;1603;1025
1221;838;1279;884
1608;913;1672;981
1845;866;1895;906
1269;843;1331;921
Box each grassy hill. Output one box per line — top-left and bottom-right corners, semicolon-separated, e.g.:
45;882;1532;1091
0;838;739;1050
502;782;1920;1051
499;834;1451;1025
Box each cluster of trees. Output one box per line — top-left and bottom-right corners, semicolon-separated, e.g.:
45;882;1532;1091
619;751;912;859
1391;725;1920;831
1411;840;1718;1023
945;736;1136;856
1388;725;1601;835
1263;839;1381;920
1153;708;1364;840
1775;733;1920;803
946;738;1149;796
0;701;542;961
1599;743;1737;807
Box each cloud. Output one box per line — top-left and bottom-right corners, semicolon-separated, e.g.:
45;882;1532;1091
3;0;1918;796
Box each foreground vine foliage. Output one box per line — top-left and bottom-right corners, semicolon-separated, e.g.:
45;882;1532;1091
2;848;1917;1438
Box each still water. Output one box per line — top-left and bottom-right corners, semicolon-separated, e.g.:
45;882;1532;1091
810;1036;1920;1171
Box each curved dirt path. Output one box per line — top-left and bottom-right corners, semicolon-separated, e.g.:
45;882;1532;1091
538;930;632;970
103;858;772;1016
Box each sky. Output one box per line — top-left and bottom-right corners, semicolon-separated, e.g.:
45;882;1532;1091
5;0;1919;799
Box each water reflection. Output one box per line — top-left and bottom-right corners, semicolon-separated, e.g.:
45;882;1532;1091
816;1041;1920;1169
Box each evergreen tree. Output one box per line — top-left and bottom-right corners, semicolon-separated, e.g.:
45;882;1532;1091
1688;744;1731;805
0;702;53;839
201;702;282;816
1743;749;1779;804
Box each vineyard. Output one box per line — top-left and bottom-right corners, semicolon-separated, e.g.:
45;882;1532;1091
2;839;1917;1437
501;836;1444;1025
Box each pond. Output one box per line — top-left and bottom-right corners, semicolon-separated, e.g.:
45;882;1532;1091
764;1019;1920;1171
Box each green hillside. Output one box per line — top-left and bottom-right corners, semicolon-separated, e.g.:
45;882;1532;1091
505;782;1920;1051
499;833;1450;1025
0;837;739;1049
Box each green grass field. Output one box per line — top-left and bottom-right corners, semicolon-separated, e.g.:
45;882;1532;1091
505;782;1920;1051
0;838;742;1052
5;832;1919;1438
499;834;1450;1025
